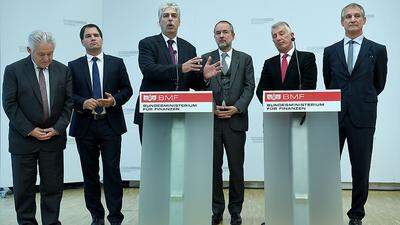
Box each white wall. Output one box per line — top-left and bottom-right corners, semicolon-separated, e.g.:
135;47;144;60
0;0;104;186
1;0;399;187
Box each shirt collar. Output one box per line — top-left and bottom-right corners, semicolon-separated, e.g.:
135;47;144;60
86;52;104;62
218;48;233;58
162;33;177;45
344;35;364;45
31;58;48;70
280;47;294;58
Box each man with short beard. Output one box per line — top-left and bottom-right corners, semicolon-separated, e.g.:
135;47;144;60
202;20;255;225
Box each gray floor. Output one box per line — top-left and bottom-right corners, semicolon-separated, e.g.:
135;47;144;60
0;188;399;225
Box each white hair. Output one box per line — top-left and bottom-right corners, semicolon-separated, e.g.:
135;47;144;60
271;21;292;34
28;30;56;52
158;2;180;22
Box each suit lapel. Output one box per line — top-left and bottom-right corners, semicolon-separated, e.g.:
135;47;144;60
177;37;184;64
335;39;349;75
352;38;370;74
229;49;239;88
102;54;109;92
48;63;58;108
211;50;222;86
284;51;297;85
273;55;282;87
25;56;43;104
80;56;93;92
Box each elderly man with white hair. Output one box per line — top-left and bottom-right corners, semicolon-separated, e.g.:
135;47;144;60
2;30;73;225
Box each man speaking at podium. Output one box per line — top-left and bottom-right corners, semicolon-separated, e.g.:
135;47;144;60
134;2;221;142
256;21;317;103
323;3;387;225
255;21;317;225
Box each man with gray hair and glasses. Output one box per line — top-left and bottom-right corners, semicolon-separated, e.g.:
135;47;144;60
134;2;221;142
323;3;387;225
2;30;73;225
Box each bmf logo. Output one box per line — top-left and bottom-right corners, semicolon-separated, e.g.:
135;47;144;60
266;93;281;101
143;94;157;102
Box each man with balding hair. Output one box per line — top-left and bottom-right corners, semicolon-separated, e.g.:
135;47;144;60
2;30;73;225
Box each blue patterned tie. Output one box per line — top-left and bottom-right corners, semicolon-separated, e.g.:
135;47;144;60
92;57;102;114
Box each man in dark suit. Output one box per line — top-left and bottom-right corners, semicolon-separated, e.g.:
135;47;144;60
256;21;317;103
134;2;221;142
256;22;317;225
323;3;387;225
2;30;73;225
202;21;255;225
68;24;133;225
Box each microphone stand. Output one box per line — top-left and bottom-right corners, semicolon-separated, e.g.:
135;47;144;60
292;37;306;125
173;50;179;91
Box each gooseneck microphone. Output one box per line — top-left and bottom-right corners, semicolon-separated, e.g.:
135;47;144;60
292;37;302;90
292;37;306;125
173;50;179;91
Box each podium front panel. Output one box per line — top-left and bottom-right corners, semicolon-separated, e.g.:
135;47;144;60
139;112;213;225
263;112;343;225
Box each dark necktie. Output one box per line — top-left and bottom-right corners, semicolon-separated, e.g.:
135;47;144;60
167;39;177;64
221;52;229;74
281;53;289;83
92;57;103;114
347;40;355;74
38;68;49;120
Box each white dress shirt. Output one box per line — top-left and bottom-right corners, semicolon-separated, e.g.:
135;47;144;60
280;47;295;66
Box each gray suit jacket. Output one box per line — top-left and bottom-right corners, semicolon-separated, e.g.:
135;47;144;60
2;56;73;154
202;49;255;131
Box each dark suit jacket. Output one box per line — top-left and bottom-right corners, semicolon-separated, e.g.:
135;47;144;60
2;56;73;154
202;49;255;132
134;33;208;125
256;50;317;103
323;38;387;128
68;54;133;138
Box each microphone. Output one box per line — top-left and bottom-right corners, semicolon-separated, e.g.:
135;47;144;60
292;37;306;125
292;37;302;90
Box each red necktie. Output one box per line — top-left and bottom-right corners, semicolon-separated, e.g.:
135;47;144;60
281;53;288;83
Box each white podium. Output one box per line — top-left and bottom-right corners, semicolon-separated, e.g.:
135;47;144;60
262;90;343;225
138;91;213;225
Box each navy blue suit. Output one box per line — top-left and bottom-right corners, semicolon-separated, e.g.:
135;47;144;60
323;38;387;220
68;54;132;224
